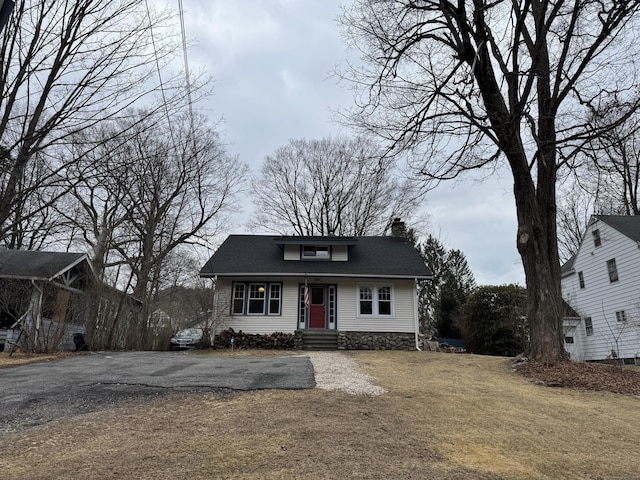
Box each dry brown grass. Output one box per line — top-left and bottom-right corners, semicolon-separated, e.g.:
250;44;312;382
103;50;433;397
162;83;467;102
1;351;639;479
0;351;78;368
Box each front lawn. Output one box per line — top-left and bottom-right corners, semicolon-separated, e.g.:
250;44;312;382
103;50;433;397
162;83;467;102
1;351;638;479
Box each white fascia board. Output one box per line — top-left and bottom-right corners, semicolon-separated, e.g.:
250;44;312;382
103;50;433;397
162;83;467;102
204;272;432;280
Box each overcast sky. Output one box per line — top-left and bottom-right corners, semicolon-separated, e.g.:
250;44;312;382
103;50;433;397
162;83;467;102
165;0;525;286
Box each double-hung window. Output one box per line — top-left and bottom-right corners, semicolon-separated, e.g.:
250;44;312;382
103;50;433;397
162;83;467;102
359;286;374;315
248;284;266;314
378;286;392;315
593;229;602;247
231;282;282;315
358;284;393;317
232;284;246;314
268;284;281;315
607;258;619;283
584;317;593;336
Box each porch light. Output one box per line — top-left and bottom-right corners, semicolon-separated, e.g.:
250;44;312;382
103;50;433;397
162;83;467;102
258;286;265;293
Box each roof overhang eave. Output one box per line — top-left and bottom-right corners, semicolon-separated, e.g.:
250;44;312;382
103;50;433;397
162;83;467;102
45;254;92;282
200;272;433;280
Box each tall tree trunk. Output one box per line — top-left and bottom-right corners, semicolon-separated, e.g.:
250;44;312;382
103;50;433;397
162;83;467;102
513;168;567;364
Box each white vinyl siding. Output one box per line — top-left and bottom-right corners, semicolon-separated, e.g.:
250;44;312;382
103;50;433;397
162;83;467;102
338;280;415;333
213;278;418;335
213;279;299;334
563;318;586;362
561;219;640;361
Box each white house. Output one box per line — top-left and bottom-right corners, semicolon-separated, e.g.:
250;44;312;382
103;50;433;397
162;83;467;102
199;227;432;350
561;215;640;362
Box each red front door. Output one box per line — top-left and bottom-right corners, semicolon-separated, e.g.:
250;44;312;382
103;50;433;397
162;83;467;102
308;286;325;328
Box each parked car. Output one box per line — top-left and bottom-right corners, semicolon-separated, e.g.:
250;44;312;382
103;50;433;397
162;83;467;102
169;328;204;350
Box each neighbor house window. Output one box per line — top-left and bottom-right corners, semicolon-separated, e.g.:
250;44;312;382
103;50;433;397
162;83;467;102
358;284;393;317
564;336;574;344
302;245;330;259
593;229;602;247
231;282;282;316
606;258;619;283
584;317;593;336
578;271;585;289
616;310;627;322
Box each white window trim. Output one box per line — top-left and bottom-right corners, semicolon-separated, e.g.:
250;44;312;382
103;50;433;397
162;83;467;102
232;283;246;315
357;283;395;318
584;317;594;336
247;283;267;315
268;283;282;315
615;310;627;323
231;282;282;316
607;258;619;283
301;245;331;260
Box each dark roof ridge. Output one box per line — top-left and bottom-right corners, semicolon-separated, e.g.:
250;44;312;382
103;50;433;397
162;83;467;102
593;214;640;243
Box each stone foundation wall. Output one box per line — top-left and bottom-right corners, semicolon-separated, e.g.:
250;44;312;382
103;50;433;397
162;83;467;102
337;331;416;351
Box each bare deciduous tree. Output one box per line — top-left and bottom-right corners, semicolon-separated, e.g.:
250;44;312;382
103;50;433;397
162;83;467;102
251;136;425;235
339;0;640;363
557;108;640;261
63;110;246;349
0;0;182;243
556;184;595;262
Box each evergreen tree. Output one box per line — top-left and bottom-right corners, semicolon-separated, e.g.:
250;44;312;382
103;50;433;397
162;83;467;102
413;234;475;337
458;285;528;357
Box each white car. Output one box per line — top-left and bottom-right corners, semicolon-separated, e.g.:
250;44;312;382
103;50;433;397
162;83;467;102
169;328;204;350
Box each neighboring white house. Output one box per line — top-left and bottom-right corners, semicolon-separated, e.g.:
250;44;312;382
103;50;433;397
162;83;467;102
561;215;640;362
199;224;432;350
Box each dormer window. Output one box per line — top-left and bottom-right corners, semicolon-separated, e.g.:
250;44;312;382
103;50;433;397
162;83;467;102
302;245;330;259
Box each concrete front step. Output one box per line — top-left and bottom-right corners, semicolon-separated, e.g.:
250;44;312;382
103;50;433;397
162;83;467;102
300;329;338;350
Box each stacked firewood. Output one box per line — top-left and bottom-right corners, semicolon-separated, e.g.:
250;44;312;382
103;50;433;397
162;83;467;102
213;328;295;350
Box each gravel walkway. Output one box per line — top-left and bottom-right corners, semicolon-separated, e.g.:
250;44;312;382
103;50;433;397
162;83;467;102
306;351;387;396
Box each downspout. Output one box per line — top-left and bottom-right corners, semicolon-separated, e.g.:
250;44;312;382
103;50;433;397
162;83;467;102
413;278;421;351
210;275;217;347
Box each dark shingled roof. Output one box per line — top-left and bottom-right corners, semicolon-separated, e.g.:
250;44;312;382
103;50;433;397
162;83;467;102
0;250;88;281
200;235;432;279
560;254;576;277
595;215;640;242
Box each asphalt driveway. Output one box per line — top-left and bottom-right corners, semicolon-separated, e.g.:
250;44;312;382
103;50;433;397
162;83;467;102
0;351;315;435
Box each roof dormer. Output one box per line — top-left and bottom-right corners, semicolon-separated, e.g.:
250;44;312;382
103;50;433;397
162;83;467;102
276;236;357;262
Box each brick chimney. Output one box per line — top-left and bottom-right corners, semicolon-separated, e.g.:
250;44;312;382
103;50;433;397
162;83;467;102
391;217;406;237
